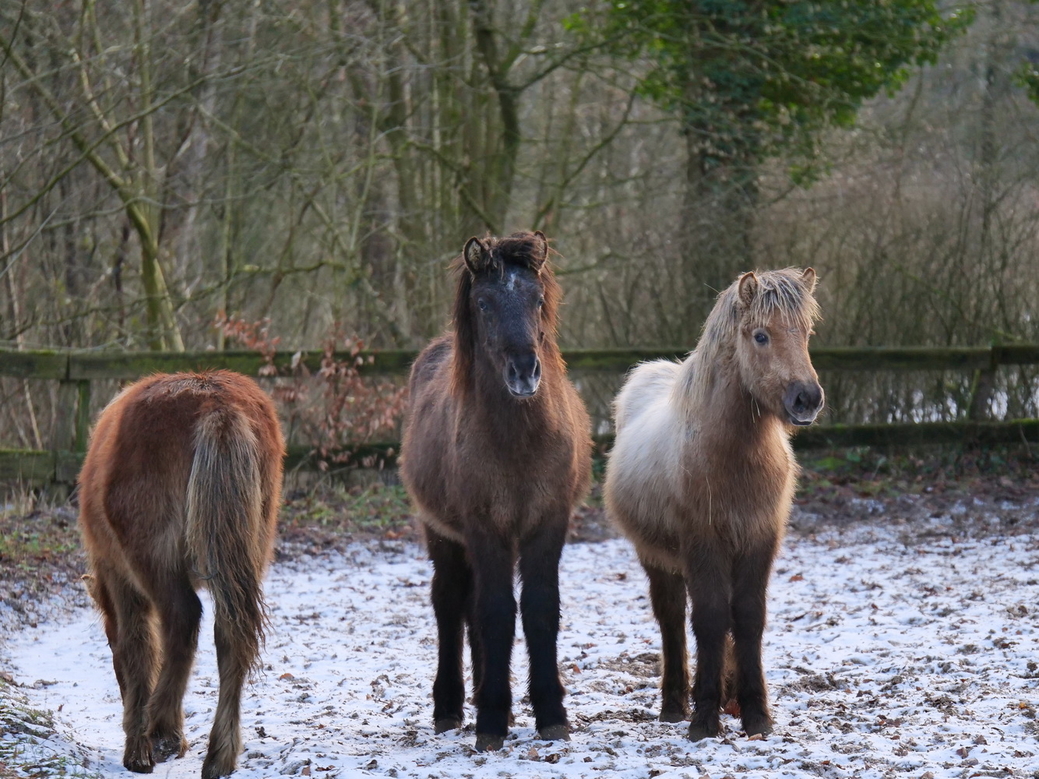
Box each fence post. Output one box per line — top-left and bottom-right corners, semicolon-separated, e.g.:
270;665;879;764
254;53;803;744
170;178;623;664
967;344;998;421
50;378;80;498
75;380;91;452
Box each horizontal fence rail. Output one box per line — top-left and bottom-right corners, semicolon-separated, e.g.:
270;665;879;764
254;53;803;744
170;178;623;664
4;344;1039;379
1;345;1037;487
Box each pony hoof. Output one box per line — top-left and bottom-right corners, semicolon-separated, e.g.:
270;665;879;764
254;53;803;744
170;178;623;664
659;707;688;723
150;734;187;763
123;755;155;774
434;718;462;734
201;751;236;779
743;717;773;738
687;721;721;742
537;724;570;742
124;739;155;773
474;733;506;752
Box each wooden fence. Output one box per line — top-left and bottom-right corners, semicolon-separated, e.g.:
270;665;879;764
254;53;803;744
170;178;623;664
1;345;1038;487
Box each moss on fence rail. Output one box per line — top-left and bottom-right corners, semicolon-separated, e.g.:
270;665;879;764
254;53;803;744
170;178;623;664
0;450;54;483
4;345;1039;380
2;346;1038;488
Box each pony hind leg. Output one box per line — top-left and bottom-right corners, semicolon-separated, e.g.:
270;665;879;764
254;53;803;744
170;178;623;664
643;562;690;722
427;527;472;734
465;596;483;711
200;540;271;779
685;544;733;741
202;605;262;779
518;520;569;741
730;540;779;737
146;574;202;763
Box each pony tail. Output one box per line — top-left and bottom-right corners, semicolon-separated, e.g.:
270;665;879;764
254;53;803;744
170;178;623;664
186;411;269;668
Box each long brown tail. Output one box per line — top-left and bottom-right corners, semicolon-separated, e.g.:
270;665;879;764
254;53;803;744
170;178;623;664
185;409;269;668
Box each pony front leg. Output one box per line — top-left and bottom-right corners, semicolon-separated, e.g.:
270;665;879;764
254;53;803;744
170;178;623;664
469;532;517;752
427;529;472;733
518;520;569;741
731;539;779;737
686;547;732;741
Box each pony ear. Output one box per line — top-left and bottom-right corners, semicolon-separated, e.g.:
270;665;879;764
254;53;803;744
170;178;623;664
737;271;758;309
464;237;488;275
530;231;549;272
801;267;818;294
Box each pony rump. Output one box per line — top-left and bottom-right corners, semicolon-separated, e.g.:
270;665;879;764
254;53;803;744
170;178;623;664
450;231;562;396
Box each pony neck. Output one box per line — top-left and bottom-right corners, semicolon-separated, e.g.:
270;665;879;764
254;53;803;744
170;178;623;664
672;341;779;442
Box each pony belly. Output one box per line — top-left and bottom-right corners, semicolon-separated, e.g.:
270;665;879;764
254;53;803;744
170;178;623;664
605;465;686;571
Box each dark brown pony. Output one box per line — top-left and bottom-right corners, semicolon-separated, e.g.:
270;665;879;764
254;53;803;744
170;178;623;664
400;231;592;751
604;268;823;741
77;371;284;778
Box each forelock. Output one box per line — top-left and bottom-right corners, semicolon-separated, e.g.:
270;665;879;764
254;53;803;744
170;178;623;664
744;269;820;331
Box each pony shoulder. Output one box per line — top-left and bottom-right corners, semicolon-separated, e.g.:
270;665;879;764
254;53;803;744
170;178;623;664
409;336;453;389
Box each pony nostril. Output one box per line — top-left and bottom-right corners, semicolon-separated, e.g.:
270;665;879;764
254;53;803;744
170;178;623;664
795;389;811;413
504;352;541;396
785;381;823;423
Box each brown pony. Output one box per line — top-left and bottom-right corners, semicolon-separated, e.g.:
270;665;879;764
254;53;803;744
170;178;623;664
400;231;592;752
603;268;823;741
77;370;284;778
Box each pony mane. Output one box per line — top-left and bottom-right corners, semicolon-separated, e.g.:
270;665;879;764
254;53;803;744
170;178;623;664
450;231;562;395
681;268;821;409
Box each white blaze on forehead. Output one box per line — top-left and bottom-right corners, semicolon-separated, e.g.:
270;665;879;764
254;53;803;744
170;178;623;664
506;269;518;291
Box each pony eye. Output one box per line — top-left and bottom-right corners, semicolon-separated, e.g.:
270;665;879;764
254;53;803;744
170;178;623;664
477;298;489;312
537;297;545;309
753;330;769;345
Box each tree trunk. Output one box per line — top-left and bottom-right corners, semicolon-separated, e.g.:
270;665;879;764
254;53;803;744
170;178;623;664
680;130;758;343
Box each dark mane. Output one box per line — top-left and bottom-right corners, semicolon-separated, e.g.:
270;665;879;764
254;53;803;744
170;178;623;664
450;231;562;395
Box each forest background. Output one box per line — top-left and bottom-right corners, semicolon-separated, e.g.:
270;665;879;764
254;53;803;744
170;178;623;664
2;0;1038;454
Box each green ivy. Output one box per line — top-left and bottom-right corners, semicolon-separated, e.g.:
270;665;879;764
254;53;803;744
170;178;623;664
572;0;973;179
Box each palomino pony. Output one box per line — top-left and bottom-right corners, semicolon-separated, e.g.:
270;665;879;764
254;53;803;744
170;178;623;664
78;371;284;778
604;268;823;741
400;231;592;752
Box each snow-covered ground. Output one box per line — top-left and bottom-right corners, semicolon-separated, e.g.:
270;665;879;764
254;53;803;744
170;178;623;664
3;510;1039;779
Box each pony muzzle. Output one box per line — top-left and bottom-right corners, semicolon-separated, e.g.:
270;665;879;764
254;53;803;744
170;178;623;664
504;352;542;398
783;380;824;426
